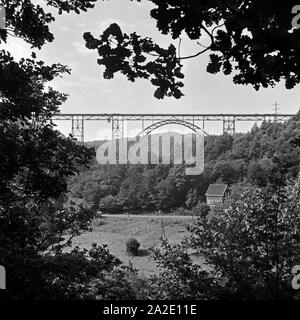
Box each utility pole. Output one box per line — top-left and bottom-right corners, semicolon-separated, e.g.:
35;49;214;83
272;101;280;123
272;101;280;138
161;219;166;239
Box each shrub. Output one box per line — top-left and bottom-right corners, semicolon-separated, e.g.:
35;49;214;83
192;202;210;218
126;238;140;256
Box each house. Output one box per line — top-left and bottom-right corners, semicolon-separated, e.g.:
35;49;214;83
205;184;228;207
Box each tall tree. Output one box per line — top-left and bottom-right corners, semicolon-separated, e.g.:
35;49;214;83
0;0;139;299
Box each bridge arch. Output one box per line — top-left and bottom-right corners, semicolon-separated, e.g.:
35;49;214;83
136;119;208;137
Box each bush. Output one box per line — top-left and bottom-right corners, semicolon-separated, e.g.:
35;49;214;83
172;207;192;216
192;202;210;218
126;238;140;256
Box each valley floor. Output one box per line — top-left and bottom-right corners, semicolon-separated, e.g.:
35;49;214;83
72;215;206;277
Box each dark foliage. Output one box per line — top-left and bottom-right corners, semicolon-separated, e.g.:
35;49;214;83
85;0;300;98
126;238;141;256
0;0;140;300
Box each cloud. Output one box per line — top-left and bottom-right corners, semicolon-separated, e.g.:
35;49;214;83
72;41;94;56
60;25;71;32
88;17;126;35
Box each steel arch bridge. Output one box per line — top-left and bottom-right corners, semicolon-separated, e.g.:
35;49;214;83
137;119;209;137
52;113;296;142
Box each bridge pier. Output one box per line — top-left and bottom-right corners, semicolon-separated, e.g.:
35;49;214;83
109;116;124;140
223;116;236;135
71;115;84;142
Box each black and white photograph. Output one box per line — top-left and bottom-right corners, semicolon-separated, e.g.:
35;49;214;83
1;0;300;316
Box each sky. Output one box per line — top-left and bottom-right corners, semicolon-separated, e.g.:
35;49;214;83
3;0;300;140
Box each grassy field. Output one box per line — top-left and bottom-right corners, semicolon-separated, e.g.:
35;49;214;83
72;215;206;277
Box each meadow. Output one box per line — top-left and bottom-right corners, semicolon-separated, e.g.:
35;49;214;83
72;215;206;277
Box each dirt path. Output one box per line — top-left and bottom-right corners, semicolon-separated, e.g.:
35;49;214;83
100;214;195;220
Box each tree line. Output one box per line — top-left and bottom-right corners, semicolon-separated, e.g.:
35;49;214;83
69;114;300;214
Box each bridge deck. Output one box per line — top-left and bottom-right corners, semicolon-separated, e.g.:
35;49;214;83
53;113;295;121
51;113;296;141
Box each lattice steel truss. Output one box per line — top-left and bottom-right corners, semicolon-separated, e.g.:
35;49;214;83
52;113;295;142
71;115;84;142
137;119;209;137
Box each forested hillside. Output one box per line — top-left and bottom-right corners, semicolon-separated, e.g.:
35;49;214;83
68;112;300;213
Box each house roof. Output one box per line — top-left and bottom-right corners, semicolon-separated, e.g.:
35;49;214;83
205;184;228;197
